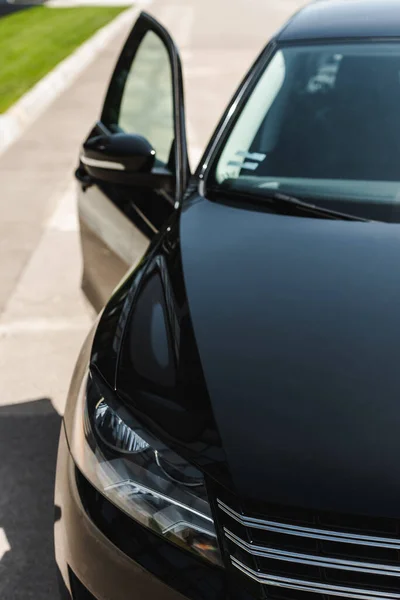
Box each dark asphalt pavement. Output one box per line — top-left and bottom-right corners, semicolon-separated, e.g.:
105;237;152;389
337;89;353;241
0;399;61;599
0;5;26;17
0;0;43;18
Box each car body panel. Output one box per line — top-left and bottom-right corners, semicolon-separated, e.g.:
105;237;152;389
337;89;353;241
76;12;189;313
55;425;199;600
179;195;400;518
78;183;149;311
60;248;228;600
100;192;400;520
58;2;400;599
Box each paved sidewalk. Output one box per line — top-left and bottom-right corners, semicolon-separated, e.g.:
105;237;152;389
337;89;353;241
0;16;134;597
0;15;133;413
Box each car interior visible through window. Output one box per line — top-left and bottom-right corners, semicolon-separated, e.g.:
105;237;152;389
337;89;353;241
211;43;400;222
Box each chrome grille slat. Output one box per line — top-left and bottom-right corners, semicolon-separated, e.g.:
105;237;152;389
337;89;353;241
225;529;400;577
217;499;400;549
217;498;400;599
230;557;400;600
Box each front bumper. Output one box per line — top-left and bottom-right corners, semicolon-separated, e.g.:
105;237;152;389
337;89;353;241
54;423;194;600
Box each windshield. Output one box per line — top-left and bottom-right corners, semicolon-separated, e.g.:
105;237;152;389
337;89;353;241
210;42;400;222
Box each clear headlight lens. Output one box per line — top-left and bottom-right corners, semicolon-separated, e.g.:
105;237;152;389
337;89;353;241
70;371;222;567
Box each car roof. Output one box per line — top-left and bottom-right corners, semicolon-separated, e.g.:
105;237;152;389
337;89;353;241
278;0;400;42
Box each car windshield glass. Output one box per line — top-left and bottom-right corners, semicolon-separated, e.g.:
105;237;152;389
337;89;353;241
209;42;400;222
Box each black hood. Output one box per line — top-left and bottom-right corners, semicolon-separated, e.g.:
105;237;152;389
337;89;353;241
109;194;400;521
179;196;400;518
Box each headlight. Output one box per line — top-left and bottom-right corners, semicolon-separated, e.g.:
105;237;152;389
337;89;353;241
70;370;223;567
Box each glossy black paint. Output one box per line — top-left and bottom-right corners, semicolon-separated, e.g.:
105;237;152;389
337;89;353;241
115;217;229;483
55;422;198;600
180;195;400;518
60;187;400;600
85;190;400;521
77;12;189;312
57;2;400;599
59;226;230;600
83;133;156;179
277;0;400;42
76;468;226;600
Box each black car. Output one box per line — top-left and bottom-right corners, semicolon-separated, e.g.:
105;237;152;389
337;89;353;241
55;1;400;599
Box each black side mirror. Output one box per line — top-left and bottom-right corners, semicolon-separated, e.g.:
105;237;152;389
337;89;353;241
81;133;156;183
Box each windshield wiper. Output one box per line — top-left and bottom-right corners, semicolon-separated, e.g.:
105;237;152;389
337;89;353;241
262;191;369;221
210;185;370;221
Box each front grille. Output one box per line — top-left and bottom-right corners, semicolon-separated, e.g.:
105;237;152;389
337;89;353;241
217;499;400;600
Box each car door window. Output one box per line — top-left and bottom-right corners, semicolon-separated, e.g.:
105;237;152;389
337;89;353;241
102;26;176;167
118;31;174;164
78;12;189;310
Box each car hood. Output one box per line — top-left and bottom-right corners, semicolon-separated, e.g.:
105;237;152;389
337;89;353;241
180;196;400;518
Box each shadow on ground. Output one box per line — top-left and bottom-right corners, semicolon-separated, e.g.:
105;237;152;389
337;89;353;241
0;398;61;599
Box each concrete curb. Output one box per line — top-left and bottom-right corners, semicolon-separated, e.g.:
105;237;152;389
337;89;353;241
0;5;139;156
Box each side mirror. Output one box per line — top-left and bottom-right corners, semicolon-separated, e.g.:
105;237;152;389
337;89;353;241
81;132;156;183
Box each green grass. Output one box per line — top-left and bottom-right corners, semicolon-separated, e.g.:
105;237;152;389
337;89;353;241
0;6;127;113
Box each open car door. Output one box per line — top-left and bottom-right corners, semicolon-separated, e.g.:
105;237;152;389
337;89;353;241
75;12;189;312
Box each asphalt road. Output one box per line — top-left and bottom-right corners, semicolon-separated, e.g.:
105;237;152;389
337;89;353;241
0;3;26;17
0;0;307;597
0;400;61;599
0;0;43;18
